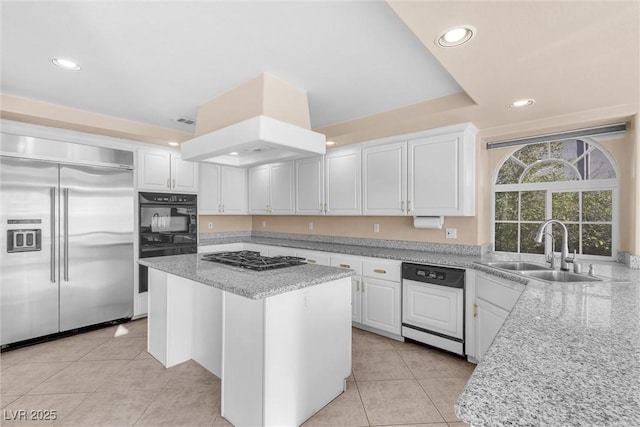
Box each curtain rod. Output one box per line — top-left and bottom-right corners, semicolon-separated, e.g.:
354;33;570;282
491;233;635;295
486;123;626;150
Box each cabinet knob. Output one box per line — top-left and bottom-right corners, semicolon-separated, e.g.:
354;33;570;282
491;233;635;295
473;303;478;318
172;179;176;189
339;264;351;269
374;269;386;274
307;259;317;264
407;200;412;212
355;280;360;292
166;179;170;189
401;200;405;212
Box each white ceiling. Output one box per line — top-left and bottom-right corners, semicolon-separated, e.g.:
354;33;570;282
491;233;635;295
0;1;463;132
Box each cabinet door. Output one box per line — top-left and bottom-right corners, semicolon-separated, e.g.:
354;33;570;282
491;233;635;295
198;163;221;214
221;166;247;214
352;276;362;323
361;277;401;335
474;298;508;362
325;148;361;215
172;154;198;192
408;134;461;215
295;156;324;215
248;165;270;214
269;162;295;214
362;142;406;215
138;149;171;191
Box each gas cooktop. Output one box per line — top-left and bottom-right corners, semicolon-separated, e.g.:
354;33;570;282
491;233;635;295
201;250;306;271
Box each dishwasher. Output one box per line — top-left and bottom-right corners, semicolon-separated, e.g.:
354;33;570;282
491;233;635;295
401;262;465;355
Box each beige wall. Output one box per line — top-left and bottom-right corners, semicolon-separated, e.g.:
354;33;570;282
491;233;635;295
251;215;478;245
198;215;252;233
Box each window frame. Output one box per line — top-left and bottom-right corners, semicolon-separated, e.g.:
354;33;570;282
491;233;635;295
491;138;619;261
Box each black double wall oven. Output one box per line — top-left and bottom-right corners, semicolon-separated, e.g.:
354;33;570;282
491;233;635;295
138;192;197;292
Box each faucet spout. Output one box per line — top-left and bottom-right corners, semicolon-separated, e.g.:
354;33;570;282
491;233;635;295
535;219;570;271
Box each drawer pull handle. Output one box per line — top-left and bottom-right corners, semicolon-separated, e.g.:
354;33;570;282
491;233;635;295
307;259;316;264
339;264;351;268
374;269;386;274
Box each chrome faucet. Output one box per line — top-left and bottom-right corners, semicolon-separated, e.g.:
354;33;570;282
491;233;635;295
535;219;574;271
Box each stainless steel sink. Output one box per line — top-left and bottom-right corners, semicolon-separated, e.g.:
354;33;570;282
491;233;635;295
483;261;551;271
520;270;602;283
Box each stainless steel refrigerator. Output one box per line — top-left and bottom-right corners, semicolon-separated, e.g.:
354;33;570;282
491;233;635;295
1;134;134;347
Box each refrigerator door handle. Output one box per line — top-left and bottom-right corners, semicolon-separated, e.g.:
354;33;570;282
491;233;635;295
50;187;56;283
63;187;69;282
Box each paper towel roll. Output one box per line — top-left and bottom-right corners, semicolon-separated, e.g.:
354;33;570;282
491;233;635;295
413;216;444;230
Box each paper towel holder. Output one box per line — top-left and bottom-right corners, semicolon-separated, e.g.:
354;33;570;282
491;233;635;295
413;216;444;230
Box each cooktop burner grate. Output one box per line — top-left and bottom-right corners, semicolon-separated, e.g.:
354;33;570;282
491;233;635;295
201;250;306;271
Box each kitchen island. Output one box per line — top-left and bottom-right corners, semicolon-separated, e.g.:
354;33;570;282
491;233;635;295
139;253;354;427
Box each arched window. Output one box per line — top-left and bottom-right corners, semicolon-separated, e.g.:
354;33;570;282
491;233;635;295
493;138;618;258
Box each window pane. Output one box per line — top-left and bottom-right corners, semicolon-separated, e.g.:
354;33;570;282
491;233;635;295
520;223;544;254
495;192;518;220
552;192;579;222
583;191;612;222
520;191;545;221
550;139;587;164
496;158;525;184
550;223;580;255
588;150;616;179
582;224;612;256
515;143;548;164
521;160;581;183
495;223;518;252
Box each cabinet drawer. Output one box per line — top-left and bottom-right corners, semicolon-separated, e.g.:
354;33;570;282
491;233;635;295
296;250;330;266
330;254;363;275
476;274;524;312
362;258;401;281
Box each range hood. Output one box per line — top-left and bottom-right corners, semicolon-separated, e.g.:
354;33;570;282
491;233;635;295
180;73;326;167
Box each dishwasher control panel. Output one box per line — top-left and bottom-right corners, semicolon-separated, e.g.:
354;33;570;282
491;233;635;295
402;263;465;288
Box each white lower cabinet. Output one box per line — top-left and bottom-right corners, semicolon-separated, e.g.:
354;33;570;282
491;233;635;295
361;277;401;335
359;259;402;336
330;255;364;324
472;271;525;362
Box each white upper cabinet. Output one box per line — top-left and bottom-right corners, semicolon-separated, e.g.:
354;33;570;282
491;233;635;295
248;162;294;215
220;166;247;214
269;162;295;214
325;147;361;215
407;124;476;216
138;148;198;193
199;163;247;214
362;141;407;216
295;156;324;215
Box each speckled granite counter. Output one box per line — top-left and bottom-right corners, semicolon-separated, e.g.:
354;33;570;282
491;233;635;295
200;235;483;267
139;254;353;300
200;235;640;426
456;276;640;427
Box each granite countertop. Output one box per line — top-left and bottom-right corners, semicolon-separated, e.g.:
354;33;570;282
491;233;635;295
139;254;354;300
200;235;483;268
200;234;640;426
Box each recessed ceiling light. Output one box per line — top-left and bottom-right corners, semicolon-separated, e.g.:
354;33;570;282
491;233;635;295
168;142;179;147
326;141;336;146
436;25;476;47
510;99;535;108
229;152;239;156
51;57;82;71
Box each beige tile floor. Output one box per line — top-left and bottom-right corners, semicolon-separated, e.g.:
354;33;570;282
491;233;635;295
0;319;474;426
